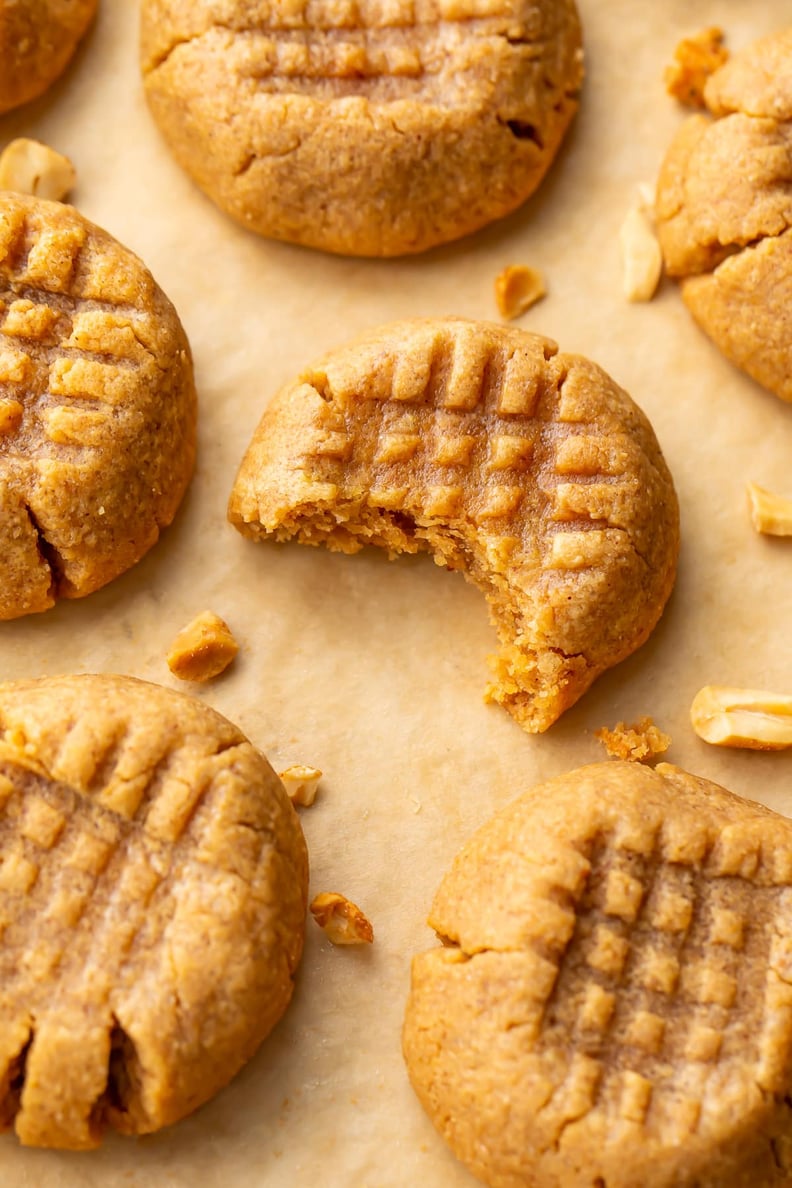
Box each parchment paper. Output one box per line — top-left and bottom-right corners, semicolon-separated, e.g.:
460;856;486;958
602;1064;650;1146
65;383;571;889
2;1;792;1183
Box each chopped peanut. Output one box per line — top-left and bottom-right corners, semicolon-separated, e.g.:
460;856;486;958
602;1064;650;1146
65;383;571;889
0;138;76;201
665;27;729;109
747;483;792;537
691;686;792;751
620;206;663;302
595;717;671;763
166;611;239;682
279;764;322;807
310;892;374;945
494;265;546;321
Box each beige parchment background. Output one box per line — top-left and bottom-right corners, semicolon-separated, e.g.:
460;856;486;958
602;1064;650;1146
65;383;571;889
2;0;792;1184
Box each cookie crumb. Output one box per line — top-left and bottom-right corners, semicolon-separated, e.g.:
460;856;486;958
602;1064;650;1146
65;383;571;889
747;482;792;536
664;28;729;109
620;206;663;302
0;139;76;201
310;892;374;945
494;265;546;320
595;716;671;762
691;686;792;750
0;399;24;436
279;764;322;807
166;611;239;682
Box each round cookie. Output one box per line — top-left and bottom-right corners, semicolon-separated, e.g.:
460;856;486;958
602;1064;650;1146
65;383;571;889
0;0;97;115
0;192;196;620
403;761;792;1188
140;0;584;256
655;27;792;403
228;318;679;733
0;673;308;1149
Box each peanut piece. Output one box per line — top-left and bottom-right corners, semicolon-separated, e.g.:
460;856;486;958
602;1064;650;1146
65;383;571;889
310;892;374;945
166;611;239;682
494;265;546;321
620;206;663;302
665;28;729;109
0;139;76;201
279;764;322;807
691;686;792;751
747;482;792;536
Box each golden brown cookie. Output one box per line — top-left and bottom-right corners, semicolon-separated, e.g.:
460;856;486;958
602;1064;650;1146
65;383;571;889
656;28;792;402
140;0;583;257
0;192;196;620
0;673;308;1149
403;761;792;1188
0;0;97;115
228;318;679;733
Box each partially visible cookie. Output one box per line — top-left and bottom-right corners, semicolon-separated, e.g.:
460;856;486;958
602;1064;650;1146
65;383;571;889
0;0;97;115
140;0;583;256
656;27;792;402
228;318;678;733
0;673;308;1149
0;192;196;619
404;761;792;1187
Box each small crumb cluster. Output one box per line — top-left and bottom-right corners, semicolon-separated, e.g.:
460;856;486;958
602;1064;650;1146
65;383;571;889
166;611;238;682
664;27;729;109
691;686;792;751
310;892;374;945
595;716;671;762
0;139;75;202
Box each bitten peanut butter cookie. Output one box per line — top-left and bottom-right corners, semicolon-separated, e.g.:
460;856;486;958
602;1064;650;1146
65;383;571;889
0;674;308;1149
140;0;583;256
0;193;196;619
404;761;792;1188
0;0;97;115
656;28;792;403
229;318;678;733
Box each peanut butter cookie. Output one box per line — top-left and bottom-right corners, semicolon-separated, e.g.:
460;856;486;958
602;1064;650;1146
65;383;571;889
140;0;583;256
404;760;792;1187
228;318;679;733
0;0;97;115
0;673;308;1149
0;193;196;619
656;27;792;402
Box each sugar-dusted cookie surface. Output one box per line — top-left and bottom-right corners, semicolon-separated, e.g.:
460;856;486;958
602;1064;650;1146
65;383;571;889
0;674;308;1149
140;0;583;257
0;193;196;619
404;761;792;1187
0;0;97;115
656;27;792;403
229;318;678;733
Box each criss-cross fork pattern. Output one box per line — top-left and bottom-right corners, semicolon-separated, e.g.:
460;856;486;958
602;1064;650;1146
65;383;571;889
525;826;792;1145
296;322;647;572
0;203;159;461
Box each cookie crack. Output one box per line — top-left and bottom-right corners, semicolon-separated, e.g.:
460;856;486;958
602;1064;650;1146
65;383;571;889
21;500;60;599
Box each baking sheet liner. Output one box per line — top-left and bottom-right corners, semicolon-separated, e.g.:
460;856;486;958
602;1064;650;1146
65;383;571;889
2;0;792;1183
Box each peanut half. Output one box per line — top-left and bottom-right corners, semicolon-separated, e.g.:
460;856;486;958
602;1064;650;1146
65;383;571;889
0;139;76;201
691;685;792;750
620;206;663;302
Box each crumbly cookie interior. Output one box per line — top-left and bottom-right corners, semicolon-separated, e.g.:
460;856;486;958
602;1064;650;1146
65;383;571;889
230;320;679;731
